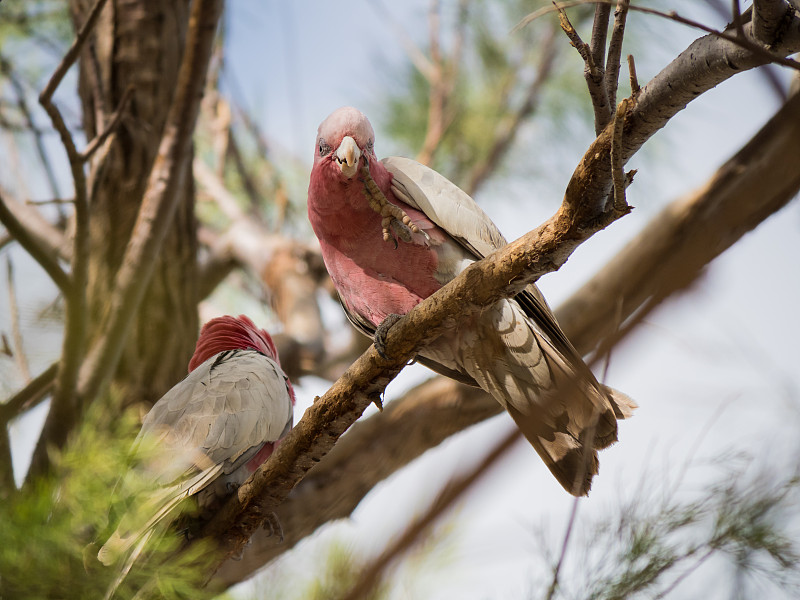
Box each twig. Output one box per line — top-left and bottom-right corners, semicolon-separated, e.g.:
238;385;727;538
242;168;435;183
0;191;71;294
605;0;630;108
369;0;436;82
5;258;31;382
74;0;223;409
555;4;596;71
627;53;640;94
590;4;612;71
653;547;716;599
0;56;64;203
28;0;224;480
29;0;106;481
80;85;134;161
610;97;631;212
0;362;58;424
545;496;581;600
465;24;559;196
39;0;110;106
416;0;447;166
338;427;522;600
555;3;610;133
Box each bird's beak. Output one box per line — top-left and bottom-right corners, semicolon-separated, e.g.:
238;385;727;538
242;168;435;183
335;136;361;178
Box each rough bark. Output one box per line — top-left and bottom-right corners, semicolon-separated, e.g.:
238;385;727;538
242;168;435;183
74;0;198;409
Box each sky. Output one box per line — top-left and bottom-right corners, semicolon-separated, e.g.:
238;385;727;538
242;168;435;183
3;1;800;599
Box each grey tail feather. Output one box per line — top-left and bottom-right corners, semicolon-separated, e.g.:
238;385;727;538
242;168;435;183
101;530;152;600
506;404;599;496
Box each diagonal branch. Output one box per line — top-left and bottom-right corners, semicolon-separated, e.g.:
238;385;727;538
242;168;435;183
338;427;521;600
199;106;633;571
213;48;800;592
0;362;58;425
0;191;71;294
605;0;631;110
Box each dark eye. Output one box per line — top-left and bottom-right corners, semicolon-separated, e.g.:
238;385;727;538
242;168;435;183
318;139;331;156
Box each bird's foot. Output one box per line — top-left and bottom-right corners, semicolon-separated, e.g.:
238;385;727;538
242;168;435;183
360;165;422;244
374;313;403;359
231;537;252;561
263;511;285;543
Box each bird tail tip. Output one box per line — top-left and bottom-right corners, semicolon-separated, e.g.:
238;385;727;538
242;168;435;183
603;385;637;419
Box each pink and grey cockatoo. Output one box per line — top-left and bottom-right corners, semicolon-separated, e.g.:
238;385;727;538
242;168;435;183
307;106;635;496
98;315;294;582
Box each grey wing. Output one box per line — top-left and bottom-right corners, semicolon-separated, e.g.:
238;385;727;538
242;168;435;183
383;156;586;381
382;156;507;258
140;349;294;486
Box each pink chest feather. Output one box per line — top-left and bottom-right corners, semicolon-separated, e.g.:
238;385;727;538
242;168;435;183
308;163;444;326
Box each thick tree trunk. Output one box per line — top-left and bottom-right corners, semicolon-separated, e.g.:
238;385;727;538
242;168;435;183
72;0;198;407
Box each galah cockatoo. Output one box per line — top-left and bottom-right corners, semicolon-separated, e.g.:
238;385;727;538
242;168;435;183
98;315;295;584
307;106;635;496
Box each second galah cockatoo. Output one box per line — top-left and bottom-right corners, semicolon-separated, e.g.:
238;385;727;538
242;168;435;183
98;315;294;592
307;106;635;496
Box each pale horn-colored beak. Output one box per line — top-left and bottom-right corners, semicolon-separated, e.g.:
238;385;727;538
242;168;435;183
335;136;362;178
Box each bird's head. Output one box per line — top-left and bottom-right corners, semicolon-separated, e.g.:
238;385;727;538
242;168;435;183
189;315;280;371
313;106;376;179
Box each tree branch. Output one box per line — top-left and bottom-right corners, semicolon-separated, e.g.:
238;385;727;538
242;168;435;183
752;0;793;46
213;68;800;592
0;190;71;294
27;0;223;479
605;0;630;110
29;0;110;480
0;362;58;425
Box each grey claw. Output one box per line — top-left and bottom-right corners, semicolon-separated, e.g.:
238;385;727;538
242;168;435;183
374;313;403;359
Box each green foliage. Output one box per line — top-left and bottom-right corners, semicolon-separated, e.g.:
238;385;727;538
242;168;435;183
0;404;218;599
378;0;594;194
534;458;800;599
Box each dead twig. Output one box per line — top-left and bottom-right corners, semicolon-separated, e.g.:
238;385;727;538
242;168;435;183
5;258;31;382
80;85;134;161
555;3;610;133
605;0;631;108
627;53;640;94
518;2;800;72
0;191;70;294
610;97;632;212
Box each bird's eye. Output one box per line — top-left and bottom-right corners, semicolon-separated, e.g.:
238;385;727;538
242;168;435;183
318;140;331;156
